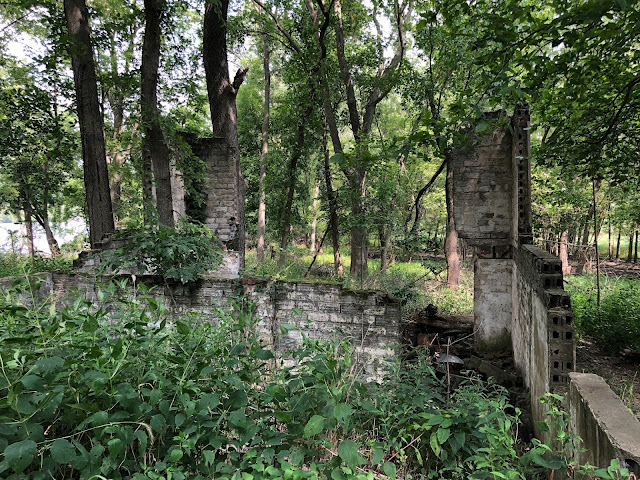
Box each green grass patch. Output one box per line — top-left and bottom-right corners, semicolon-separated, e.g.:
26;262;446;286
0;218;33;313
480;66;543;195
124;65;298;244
565;274;640;353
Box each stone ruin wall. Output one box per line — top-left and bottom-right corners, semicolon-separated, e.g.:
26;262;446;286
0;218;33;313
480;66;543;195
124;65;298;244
451;106;576;432
184;137;243;277
16;273;401;382
454;106;640;470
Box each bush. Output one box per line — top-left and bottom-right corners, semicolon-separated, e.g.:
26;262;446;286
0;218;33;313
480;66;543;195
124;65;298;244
0;277;566;480
565;275;640;353
100;221;223;283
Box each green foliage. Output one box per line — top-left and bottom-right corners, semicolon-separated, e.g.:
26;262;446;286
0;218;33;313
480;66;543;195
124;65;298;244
565;275;640;353
100;221;223;283
0;278;579;480
0;253;73;278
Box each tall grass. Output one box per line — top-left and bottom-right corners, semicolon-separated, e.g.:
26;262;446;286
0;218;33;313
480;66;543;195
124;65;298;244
565;274;640;352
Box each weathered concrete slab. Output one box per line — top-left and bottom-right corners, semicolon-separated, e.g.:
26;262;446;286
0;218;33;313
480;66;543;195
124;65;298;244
569;372;640;475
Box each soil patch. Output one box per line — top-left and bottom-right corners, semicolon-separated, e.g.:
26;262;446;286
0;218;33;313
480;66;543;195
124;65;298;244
576;337;640;418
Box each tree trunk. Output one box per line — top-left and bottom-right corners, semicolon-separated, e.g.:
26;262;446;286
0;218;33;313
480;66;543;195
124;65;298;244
581;179;601;246
203;0;246;267
560;230;571;275
445;157;459;290
41;216;61;257
615;230;621;259
380;224;392;273
635;230;639;263
256;30;270;263
310;182;320;252
278;106;312;267
628;229;634;262
322;122;343;275
64;0;115;247
608;221;612;258
22;203;34;259
142;0;174;227
107;30;125;227
349;168;368;281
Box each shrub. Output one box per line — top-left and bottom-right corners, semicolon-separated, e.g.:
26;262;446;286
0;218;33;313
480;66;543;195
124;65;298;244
0;277;599;480
100;220;223;283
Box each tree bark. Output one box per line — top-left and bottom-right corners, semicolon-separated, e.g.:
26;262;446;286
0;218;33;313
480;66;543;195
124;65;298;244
106;30;125;226
558;230;571;275
22;202;34;259
256;30;270;263
349;169;368;281
627;229;634;262
635;230;639;263
41;216;61;257
142;0;174;227
323;120;343;275
310;182;320;252
615;229;621;259
203;0;247;267
581;179;601;246
445;156;459;290
64;0;114;247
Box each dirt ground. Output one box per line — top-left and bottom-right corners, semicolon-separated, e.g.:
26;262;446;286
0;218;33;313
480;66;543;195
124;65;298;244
576;338;640;416
572;259;640;417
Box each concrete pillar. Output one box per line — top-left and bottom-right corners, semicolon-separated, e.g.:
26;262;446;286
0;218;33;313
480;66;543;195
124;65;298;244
474;257;514;352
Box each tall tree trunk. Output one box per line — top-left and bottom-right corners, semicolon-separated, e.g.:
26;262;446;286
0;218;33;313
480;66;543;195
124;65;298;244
41;216;61;257
615;230;621;259
278;106;312;267
256;30;270;263
380;225;392;273
627;229;634;262
107;30;125;226
310;181;320;252
322;122;343;275
142;0;174;227
349;168;368;281
445;157;459;290
608;221;612;258
560;230;571;275
635;230;639;263
581;179;601;246
203;0;247;267
592;179;601;307
64;0;114;247
22;203;34;259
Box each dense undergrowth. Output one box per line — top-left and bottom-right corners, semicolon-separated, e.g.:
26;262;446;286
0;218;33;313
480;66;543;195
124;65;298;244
0;277;585;480
0;253;74;278
565;275;640;353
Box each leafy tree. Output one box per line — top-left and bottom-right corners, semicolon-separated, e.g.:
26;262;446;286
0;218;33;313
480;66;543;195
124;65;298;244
0;64;81;256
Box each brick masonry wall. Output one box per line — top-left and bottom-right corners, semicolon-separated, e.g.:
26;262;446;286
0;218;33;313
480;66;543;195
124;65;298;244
452;124;516;246
2;274;401;381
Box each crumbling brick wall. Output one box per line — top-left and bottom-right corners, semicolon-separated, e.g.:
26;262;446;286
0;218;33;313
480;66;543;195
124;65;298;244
8;274;401;381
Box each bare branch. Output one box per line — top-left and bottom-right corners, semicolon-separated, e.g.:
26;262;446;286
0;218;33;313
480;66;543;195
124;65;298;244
251;0;302;54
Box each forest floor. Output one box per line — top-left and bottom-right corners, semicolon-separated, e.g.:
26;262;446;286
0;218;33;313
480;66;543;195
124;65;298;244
576;338;640;417
573;259;640;418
